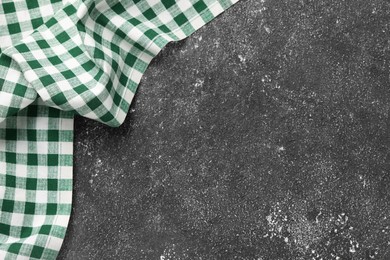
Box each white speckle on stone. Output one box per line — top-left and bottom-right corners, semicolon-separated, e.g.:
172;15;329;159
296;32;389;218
194;78;204;88
95;158;103;168
238;54;246;63
264;26;271;34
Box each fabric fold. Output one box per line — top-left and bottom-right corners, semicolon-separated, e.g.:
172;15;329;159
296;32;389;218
1;0;239;127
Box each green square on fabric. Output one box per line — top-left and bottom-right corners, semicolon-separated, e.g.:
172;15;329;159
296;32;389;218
51;92;68;106
30;246;44;259
48;56;62;65
47;154;59;166
13;84;28;97
61;70;76;79
194;1;208;12
2;200;15;213
0;223;10;235
162;0;176;9
7;23;21;34
5;129;17;140
48;109;60;118
81;60;95;71
125;53;137;67
3;2;16;13
175;13;189;26
87;98;102;111
6;175;16;188
26;0;39;9
100;112;114;123
27;130;37;141
21;227;33;238
56;31;71;42
37;39;51;49
111;2;126;14
27;154;38;166
74;84;88;94
31;17;44;28
47;179;58;191
145;29;159;40
39;225;52;235
5;152;16;164
24;202;36;214
26;106;38;117
46;204;57;215
40;75;56;86
28;60;43;69
8;243;22;254
15;43;29;53
143;8;157;20
26;178;38;190
48;130;59;142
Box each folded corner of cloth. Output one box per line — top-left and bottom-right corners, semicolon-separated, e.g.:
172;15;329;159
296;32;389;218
0;52;38;124
0;0;240;129
0;0;140;128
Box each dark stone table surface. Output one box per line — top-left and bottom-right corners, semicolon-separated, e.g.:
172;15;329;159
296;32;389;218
58;0;390;259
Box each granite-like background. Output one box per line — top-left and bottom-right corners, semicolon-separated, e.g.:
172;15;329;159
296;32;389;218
58;0;390;259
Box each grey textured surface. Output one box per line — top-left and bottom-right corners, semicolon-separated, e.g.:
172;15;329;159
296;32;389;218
58;0;390;259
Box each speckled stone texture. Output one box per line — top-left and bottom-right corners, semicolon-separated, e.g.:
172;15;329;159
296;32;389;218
58;0;390;259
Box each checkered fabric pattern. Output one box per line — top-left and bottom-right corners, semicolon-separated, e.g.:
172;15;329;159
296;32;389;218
0;0;239;258
0;103;73;260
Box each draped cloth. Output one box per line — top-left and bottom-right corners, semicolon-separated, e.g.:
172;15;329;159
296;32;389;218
0;0;239;258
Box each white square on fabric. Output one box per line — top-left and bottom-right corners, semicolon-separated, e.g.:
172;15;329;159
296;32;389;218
58;16;74;31
35;116;49;130
126;5;142;17
23;235;38;246
30;49;49;62
78;72;94;84
110;15;127;28
36;141;49;154
5;67;22;84
158;10;174;24
59;166;73;179
46;236;64;251
60;118;74;131
190;15;205;31
16;9;32;22
177;0;192;12
14;188;27;202
57;80;75;92
63;57;81;70
15;164;28;178
0;161;6;172
210;2;224;17
67;95;85;109
35;190;48;203
10;213;25;226
16;140;28;154
15;254;30;260
59;191;72;204
60;142;73;154
39;3;54;17
37;165;49;179
0;92;14;107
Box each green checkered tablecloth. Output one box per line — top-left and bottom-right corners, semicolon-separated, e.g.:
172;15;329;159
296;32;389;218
0;0;239;258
